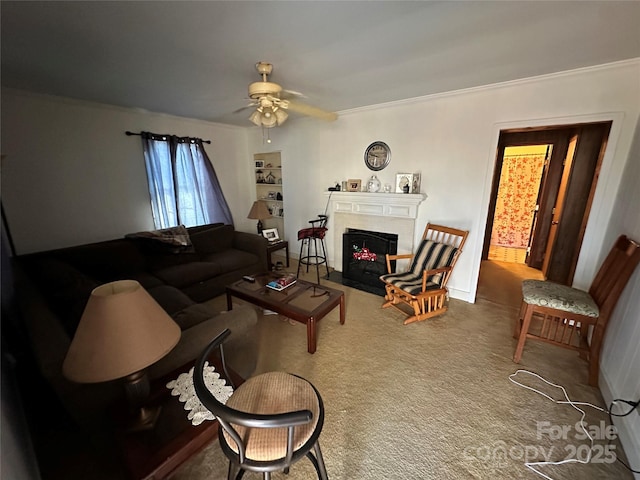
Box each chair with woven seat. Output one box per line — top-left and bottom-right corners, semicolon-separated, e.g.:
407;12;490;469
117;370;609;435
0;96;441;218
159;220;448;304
297;214;330;284
193;329;328;480
380;223;469;325
513;235;640;386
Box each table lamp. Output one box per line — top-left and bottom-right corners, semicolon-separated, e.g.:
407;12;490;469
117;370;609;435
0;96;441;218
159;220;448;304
62;280;181;430
247;200;272;234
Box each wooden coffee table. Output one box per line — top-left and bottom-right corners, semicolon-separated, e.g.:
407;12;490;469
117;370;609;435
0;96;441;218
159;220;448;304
226;273;345;353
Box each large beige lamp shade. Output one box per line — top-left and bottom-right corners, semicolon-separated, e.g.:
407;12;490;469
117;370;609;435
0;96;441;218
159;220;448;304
63;280;181;383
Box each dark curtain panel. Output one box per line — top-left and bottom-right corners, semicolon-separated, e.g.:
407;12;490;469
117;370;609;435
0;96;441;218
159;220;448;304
141;132;233;228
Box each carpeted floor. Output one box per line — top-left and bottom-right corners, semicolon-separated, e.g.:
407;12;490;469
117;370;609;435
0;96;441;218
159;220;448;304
172;260;633;480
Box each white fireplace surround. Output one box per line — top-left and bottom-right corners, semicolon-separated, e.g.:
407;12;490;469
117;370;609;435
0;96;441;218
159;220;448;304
322;192;427;272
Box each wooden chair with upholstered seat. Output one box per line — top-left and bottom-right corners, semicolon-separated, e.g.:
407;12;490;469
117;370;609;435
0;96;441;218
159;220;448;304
193;329;328;480
380;223;469;325
513;235;640;386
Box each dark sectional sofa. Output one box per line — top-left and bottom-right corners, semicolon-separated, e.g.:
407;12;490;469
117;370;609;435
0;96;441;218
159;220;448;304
14;222;269;428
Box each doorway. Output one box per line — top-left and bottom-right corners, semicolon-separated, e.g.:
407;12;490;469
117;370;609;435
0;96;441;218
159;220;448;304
482;121;611;285
488;145;549;265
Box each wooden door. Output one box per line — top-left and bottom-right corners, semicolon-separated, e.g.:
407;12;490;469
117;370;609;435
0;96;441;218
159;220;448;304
541;135;578;275
544;123;611;283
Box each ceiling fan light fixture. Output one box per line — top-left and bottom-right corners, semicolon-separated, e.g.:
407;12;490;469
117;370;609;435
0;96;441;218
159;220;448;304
249;110;262;126
261;110;277;128
275;108;288;125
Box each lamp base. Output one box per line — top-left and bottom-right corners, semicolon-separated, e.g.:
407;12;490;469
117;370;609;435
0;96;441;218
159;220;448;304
127;405;163;432
123;370;160;431
257;220;263;234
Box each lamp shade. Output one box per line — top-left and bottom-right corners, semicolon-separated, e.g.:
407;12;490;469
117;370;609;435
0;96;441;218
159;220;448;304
62;280;181;384
249;110;262;127
247;200;272;220
274;108;288;126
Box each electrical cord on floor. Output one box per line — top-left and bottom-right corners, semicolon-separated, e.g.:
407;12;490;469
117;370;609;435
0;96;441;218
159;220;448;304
508;370;639;479
607;398;640;473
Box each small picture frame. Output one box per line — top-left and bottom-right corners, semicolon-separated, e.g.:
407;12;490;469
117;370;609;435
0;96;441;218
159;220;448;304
395;173;414;193
255;160;264;168
347;179;362;192
262;228;280;242
412;173;421;194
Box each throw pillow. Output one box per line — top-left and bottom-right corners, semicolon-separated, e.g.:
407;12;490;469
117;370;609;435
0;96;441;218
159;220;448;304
126;225;194;254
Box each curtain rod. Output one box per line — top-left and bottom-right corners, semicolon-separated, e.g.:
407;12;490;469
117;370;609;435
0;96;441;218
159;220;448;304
125;131;211;144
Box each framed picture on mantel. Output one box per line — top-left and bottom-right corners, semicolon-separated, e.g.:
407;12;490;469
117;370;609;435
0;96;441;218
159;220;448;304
395;173;413;193
411;173;421;194
395;173;421;193
347;179;362;192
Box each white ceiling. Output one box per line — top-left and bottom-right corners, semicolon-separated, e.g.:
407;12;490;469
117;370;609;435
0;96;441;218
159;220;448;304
2;1;639;127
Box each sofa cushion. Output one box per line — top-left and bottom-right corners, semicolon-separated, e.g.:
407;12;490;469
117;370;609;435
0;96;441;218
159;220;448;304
190;224;235;254
171;303;219;330
54;239;147;281
147;304;259;381
145;250;200;271
127;272;165;290
146;285;195;316
152;262;222;289
201;249;259;274
27;258;100;337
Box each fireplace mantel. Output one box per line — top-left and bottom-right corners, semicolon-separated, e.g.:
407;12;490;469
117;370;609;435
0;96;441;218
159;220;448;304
323;191;426;219
323;191;427;272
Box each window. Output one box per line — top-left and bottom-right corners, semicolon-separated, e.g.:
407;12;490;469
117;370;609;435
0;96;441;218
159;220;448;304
140;132;233;229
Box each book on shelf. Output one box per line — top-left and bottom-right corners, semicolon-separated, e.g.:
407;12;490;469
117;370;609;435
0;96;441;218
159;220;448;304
266;273;297;291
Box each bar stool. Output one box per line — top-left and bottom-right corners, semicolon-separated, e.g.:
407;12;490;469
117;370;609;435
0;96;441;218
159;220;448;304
297;215;329;284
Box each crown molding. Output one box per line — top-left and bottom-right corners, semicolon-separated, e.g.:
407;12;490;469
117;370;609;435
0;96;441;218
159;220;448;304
338;58;640;116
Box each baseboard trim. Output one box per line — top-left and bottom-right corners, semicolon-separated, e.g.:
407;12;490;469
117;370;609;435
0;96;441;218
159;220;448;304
449;287;473;303
600;370;640;479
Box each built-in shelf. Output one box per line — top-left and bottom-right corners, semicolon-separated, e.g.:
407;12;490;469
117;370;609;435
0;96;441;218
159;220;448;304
254;151;284;232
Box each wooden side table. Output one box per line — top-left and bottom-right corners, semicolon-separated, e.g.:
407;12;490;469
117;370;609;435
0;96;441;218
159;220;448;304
112;358;243;480
266;240;289;270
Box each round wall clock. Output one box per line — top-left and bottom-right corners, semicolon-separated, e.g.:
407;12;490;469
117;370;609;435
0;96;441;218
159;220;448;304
364;141;391;171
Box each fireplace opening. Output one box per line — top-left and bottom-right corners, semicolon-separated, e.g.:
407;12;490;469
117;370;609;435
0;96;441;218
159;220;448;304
340;229;398;296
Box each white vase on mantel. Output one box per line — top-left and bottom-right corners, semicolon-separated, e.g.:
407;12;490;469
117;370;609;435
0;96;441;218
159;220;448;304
367;175;381;193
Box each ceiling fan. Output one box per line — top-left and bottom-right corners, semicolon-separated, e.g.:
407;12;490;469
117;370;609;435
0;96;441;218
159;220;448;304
237;62;338;128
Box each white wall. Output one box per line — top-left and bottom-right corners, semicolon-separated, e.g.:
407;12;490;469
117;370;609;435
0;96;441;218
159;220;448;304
249;60;640;303
1;89;253;254
599;119;640;478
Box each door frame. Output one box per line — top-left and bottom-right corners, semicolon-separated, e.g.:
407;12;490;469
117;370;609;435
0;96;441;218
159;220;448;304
482;121;611;284
470;113;625;303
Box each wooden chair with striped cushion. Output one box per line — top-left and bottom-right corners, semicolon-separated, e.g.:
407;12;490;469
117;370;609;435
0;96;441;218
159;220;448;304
380;224;469;325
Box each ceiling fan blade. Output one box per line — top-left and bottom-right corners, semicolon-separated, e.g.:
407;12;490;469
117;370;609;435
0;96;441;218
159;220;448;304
283;100;338;122
232;103;257;114
281;89;306;99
